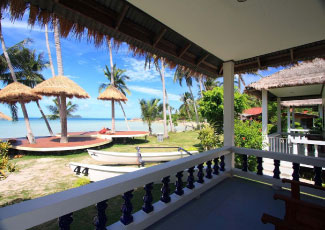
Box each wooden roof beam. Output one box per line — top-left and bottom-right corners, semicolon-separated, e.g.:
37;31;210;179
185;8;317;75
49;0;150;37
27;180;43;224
178;43;191;58
153;28;167;47
115;4;129;30
196;53;209;66
290;49;294;62
219;65;223;75
257;57;261;68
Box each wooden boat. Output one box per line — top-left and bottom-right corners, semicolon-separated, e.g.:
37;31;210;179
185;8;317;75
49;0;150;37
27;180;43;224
69;162;142;182
88;149;196;165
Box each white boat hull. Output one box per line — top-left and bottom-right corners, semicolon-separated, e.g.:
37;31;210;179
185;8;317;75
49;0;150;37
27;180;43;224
88;149;195;165
69;162;142;182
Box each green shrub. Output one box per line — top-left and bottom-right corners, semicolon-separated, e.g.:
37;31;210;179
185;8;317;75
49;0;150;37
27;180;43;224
198;124;221;151
73;177;91;187
0;141;11;179
234;120;263;171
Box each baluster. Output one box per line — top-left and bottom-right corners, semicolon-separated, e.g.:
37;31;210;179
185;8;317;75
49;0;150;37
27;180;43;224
161;176;171;203
175;171;184;196
242;154;248;172
292;163;300;181
220;155;225;171
314;166;322;186
120;190;134;225
58;213;73;230
187;167;195;189
314;144;319;158
93;200;108;230
142;183;154;213
197;163;204;183
257;157;263;175
213;158;219;175
273;160;280;179
206;161;212;179
304;144;308;156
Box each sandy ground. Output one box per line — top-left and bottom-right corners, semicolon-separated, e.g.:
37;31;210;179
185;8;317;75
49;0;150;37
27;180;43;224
0;155;105;206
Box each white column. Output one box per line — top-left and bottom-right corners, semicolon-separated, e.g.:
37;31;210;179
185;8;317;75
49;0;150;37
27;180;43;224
292;106;295;128
223;61;234;169
277;97;281;133
287;107;291;133
262;89;268;150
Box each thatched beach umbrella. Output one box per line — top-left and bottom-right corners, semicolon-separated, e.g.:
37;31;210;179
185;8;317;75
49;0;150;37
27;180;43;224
0;82;41;143
98;85;127;133
33;75;89;143
0;111;12;121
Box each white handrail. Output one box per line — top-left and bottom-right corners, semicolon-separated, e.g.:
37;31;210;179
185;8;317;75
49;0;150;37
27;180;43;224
0;147;231;230
232;147;325;167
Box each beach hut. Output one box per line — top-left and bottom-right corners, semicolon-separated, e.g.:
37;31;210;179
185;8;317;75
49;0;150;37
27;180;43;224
98;85;127;133
0;111;12;121
0;82;41;143
33;75;89;143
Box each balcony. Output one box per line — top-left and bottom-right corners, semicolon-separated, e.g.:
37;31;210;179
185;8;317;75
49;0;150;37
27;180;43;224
1;146;324;230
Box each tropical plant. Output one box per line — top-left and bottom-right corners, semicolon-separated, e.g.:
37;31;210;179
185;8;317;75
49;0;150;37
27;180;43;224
0;39;54;135
47;99;79;120
179;92;193;120
0;141;12;179
198;87;249;133
139;98;160;135
174;67;200;129
145;56;170;137
100;63;131;131
198;124;221;151
0;18;35;143
204;78;222;90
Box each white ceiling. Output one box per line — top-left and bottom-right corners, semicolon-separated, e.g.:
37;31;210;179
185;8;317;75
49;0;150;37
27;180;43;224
269;84;323;98
128;0;325;61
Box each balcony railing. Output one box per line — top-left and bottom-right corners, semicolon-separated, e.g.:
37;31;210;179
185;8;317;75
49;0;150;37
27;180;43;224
0;146;324;230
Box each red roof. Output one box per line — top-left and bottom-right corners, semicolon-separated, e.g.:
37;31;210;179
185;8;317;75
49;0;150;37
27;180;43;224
243;107;262;116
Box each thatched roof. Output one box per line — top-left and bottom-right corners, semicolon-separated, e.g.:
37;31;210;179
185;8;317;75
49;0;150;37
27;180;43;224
281;99;322;107
98;85;127;101
0;82;41;104
0;111;12;121
1;1;324;79
244;58;325;97
33;76;90;99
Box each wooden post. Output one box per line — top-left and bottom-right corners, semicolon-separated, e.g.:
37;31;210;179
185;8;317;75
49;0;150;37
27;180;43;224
223;61;234;169
277;98;281;133
292;106;295;128
287;107;291;133
262;89;268;150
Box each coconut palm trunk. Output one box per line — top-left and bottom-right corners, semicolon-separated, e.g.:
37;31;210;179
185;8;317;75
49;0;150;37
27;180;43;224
45;24;61;109
36;100;53;136
118;101;130;130
188;85;200;129
159;59;168;138
165;90;174;132
0;18;36;143
53;19;68;143
198;74;204;98
107;39;116;133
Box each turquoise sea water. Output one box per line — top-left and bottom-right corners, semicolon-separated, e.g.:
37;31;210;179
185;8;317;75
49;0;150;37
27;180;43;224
0;118;184;138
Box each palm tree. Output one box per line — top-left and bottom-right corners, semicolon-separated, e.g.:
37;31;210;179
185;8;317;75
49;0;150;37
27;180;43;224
180;92;193;120
99;64;131;131
139;98;160;135
144;56;169;138
174;67;201;129
204;78;222;91
0;18;35;143
0;40;54;135
47;99;79;120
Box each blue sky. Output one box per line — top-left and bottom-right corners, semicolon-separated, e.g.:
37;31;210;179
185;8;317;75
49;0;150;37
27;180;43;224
0;16;284;119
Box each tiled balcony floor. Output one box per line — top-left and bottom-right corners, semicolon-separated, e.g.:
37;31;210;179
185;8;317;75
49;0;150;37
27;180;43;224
147;177;324;230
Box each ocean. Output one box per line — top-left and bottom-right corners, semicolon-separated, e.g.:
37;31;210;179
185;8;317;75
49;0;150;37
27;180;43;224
0;118;186;138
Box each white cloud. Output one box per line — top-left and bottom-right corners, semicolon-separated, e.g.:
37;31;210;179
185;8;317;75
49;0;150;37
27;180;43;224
123;58;160;82
77;60;87;65
1;19;53;33
129;85;180;101
95;65;104;74
66;75;80;79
